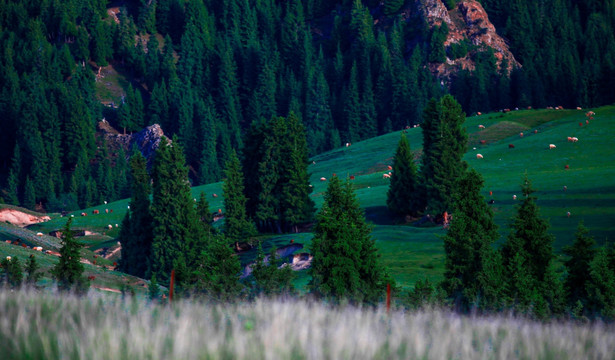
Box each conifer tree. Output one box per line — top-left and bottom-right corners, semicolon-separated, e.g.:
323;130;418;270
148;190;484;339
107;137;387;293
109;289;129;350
23;176;36;210
343;62;361;143
51;218;87;291
25;255;43;285
309;176;390;303
1;256;23;287
190;233;243;300
150;136;201;285
501;176;564;316
387;133;420;219
223;150;257;242
5;145;21;206
280;113;315;232
251;243;295;297
441;169;503;310
197;96;219;184
586;246;615;319
420;95;468;216
564;221;597;309
119;149;154;278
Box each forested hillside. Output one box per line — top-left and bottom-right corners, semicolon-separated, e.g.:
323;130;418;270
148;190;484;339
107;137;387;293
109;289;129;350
1;0;614;212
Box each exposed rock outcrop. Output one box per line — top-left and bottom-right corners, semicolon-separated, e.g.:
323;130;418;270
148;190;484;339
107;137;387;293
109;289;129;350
418;0;519;80
97;120;168;168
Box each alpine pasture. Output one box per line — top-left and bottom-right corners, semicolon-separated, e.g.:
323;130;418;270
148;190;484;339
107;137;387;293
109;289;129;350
4;106;615;291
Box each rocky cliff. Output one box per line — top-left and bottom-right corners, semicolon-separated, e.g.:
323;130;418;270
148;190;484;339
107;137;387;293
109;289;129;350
417;0;519;81
97;120;168;167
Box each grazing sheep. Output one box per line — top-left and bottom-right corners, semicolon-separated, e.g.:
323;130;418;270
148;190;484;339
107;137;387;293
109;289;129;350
571;137;578;142
579;122;583;126
565;165;570;169
563;186;568;191
127;206;130;209
513;195;517;200
489;191;493;196
520;132;524;137
383;173;391;179
567;137;573;142
115;224;118;227
81;212;87;217
34;246;43;251
104;201;107;205
6;256;11;261
478;124;485;129
477;112;482;116
320;177;326;181
350;175;355;180
549;144;556;149
108;224;113;230
476;154;484;159
36;232;43;237
105;209;109;213
576;107;582;110
93;209;99;214
534;130;538;134
345;142;351;147
387;165;393;170
212;193;218;198
567;211;571;218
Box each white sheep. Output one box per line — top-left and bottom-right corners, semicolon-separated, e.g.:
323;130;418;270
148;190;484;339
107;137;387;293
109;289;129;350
476;154;484;159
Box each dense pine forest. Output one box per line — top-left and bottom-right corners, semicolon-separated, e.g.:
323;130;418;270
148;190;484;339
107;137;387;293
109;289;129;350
1;0;615;321
1;0;615;211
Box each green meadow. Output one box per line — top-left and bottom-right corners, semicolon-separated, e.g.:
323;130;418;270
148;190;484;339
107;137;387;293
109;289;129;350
2;106;614;291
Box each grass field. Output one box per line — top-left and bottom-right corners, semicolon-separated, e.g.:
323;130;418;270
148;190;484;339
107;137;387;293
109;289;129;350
1;288;614;360
2;106;614;291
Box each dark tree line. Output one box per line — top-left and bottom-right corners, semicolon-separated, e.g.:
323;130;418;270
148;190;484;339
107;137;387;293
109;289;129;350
3;0;615;210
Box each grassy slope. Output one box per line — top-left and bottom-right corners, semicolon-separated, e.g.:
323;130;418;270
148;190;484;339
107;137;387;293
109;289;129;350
3;106;614;291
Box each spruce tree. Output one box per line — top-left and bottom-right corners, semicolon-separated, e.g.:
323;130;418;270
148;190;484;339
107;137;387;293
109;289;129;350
25;255;43;285
420;95;468;216
441;169;503;310
280;113;315;232
564;221;597;309
501;176;564;316
190;233;243;301
1;256;23;287
387;133;420;219
51;218;87;291
223;150;257;242
150;136;201;285
309;176;390;303
251;243;295;297
119;150;154;278
586;246;615;319
23;176;36;210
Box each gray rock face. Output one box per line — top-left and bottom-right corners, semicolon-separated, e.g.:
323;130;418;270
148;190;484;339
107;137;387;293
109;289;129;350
98;120;169;168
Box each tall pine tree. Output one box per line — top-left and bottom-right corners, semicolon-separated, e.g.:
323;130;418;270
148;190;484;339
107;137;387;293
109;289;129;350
387;133;420;219
309;176;390;303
